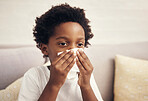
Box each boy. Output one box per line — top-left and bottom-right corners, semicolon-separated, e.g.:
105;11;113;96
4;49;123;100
18;3;103;101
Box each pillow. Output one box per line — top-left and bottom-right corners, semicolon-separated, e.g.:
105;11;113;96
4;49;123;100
0;77;23;101
114;55;148;101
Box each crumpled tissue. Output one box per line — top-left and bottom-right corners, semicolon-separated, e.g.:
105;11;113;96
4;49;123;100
57;48;84;79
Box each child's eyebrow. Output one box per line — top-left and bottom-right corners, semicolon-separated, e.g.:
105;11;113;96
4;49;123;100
77;38;85;40
56;36;85;40
56;37;68;40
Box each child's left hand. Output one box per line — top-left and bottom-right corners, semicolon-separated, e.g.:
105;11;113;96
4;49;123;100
76;49;93;88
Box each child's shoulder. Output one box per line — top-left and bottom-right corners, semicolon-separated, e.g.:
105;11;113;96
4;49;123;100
24;65;48;78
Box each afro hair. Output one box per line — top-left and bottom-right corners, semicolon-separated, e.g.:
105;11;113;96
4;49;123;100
33;3;94;49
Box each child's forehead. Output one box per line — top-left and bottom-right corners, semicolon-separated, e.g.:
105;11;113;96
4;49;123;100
54;22;84;32
53;22;84;35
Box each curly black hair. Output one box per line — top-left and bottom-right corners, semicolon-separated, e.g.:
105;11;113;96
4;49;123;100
33;3;93;49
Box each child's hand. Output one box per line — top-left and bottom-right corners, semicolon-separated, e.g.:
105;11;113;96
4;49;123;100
76;49;93;88
48;50;76;89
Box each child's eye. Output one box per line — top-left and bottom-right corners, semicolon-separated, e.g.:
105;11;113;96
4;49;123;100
59;42;67;46
77;43;84;47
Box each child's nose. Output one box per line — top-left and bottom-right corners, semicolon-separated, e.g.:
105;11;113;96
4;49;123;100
68;44;77;50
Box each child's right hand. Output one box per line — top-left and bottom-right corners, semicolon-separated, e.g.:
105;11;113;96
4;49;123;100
48;50;76;89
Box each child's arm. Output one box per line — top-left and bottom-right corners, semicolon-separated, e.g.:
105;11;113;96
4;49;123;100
80;85;98;101
38;50;76;101
38;82;60;101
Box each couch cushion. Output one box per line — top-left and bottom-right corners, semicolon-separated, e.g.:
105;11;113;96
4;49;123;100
0;46;44;90
0;77;23;101
114;55;148;101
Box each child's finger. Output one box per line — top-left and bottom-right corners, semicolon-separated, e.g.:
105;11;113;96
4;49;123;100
77;49;93;70
51;50;68;64
65;57;76;72
76;50;90;71
53;50;74;68
76;58;85;73
62;53;76;70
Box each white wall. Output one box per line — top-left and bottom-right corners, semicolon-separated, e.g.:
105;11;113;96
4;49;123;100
0;0;148;45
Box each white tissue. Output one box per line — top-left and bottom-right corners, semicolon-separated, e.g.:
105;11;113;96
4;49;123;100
57;48;83;79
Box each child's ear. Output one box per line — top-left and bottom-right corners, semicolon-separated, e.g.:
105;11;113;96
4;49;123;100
40;43;48;56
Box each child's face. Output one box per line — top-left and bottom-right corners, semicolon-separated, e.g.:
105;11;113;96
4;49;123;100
45;22;85;62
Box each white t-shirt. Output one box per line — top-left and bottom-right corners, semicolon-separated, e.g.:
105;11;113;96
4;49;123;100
18;63;103;101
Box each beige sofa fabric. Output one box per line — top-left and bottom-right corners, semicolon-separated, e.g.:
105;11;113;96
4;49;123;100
0;46;44;90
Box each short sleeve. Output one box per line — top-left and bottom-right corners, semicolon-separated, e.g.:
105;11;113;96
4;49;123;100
90;74;104;101
18;68;40;101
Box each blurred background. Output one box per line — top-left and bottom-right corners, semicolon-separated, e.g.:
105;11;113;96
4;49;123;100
0;0;148;45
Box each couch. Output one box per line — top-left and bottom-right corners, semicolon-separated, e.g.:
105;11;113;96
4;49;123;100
0;42;148;101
